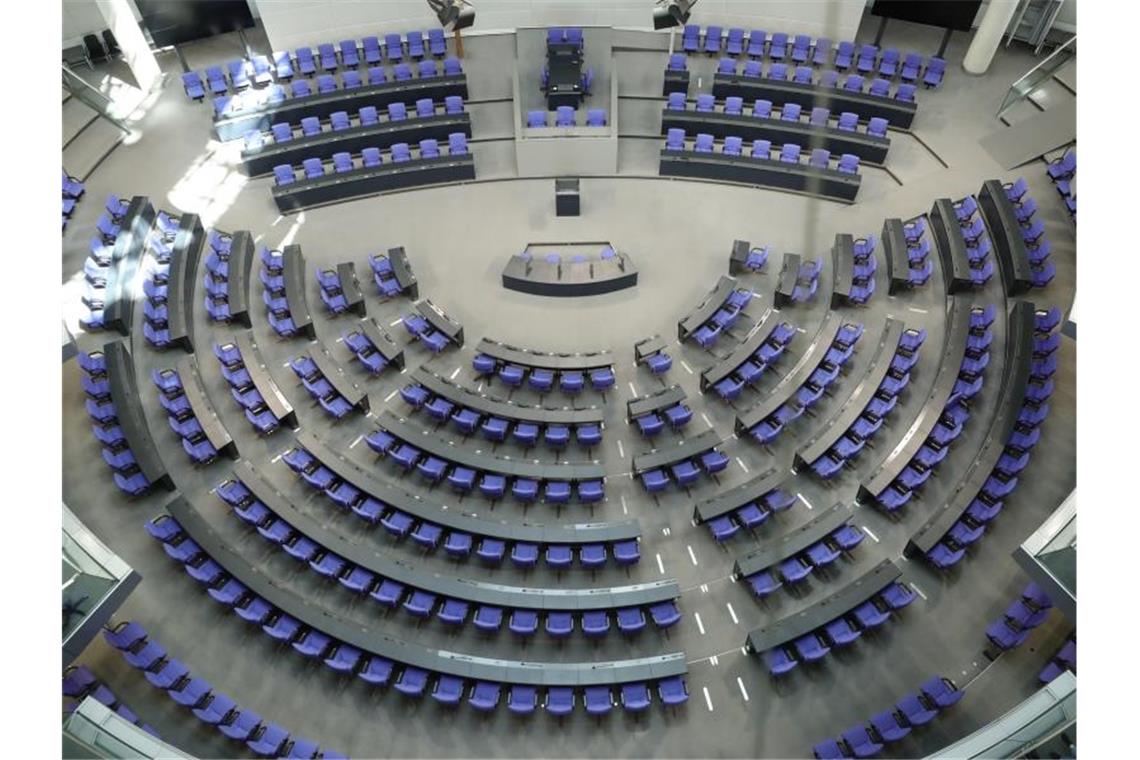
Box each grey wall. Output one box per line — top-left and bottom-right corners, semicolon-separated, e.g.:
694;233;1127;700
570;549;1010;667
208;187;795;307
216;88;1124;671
62;0;263;49
63;0;113;46
255;0;867;55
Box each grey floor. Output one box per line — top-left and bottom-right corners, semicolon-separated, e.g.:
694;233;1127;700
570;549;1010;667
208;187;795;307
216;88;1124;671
62;14;1077;760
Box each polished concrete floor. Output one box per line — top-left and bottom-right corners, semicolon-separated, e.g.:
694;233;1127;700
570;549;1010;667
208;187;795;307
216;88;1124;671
62;14;1076;760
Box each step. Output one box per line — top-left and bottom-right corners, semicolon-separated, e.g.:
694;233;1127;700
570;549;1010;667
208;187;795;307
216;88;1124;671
1052;56;1076;93
63;116;126;180
62;96;100;148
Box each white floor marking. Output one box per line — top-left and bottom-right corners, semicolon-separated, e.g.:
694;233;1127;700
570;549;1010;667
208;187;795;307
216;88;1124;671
797;327;807;333
617;440;625;458
699;584;708;594
662;527;671;536
620;494;628;515
737;677;749;702
687;545;698;566
680;360;694;374
628;382;638;397
282;361;291;367
702;687;714;712
700;413;713;427
694;612;706;635
476;383;483;392
389;318;403;327
912;583;928;601
908;306;929;314
349;435;363;449
862;525;880;543
656;553;665;574
384;389;399;402
736;457;749;473
797;492;813;510
270;453;283;463
450;367;461;379
335;336;344;343
726;602;739;624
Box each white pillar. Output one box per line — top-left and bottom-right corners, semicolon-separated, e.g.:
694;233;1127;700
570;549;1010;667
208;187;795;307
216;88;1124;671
95;0;162;91
962;0;1021;75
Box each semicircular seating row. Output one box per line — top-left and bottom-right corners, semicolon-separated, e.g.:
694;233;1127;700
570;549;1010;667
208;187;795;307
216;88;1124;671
184;30;452;99
146;509;692;717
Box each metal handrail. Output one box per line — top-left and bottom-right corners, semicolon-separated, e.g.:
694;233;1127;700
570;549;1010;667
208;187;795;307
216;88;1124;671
62;64;131;135
996;34;1075;118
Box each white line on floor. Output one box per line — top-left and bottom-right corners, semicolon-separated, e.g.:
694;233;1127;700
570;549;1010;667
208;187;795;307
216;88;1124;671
335;336;343;343
680;360;693;374
797;492;813;510
384;389;399;402
450;367;461;380
617;440;625;458
797;327;807;333
687;545;698;566
700;412;713;428
709;655;719;666
662;527;671;536
736;677;749;702
862;525;880;543
389;318;402;327
694;612;706;635
282;362;291;368
702;687;714;712
476;383;483;392
656;553;665;574
620;495;628;515
270;453;283;463
628;382;638;397
726;602;739;624
736;457;749;473
699;584;708;594
349;435;363;449
908;307;929;314
912;583;928;601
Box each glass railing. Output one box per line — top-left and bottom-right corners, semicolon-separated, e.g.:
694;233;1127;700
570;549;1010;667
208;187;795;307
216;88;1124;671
996;34;1076;118
927;671;1075;758
63;698;192;759
62;65;131;134
62;505;140;664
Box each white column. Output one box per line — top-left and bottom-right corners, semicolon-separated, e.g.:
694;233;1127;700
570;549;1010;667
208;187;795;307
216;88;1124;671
962;0;1021;75
95;0;162;91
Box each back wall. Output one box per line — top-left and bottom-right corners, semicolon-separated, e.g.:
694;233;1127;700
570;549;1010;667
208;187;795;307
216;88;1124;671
255;0;867;55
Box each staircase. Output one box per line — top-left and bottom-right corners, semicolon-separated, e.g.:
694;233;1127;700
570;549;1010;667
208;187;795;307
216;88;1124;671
1005;0;1067;54
61;67;129;180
